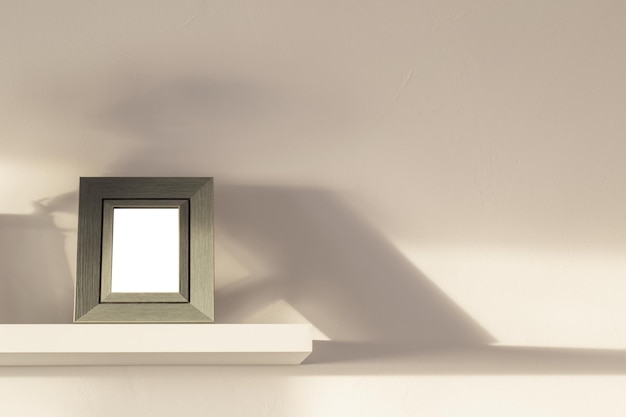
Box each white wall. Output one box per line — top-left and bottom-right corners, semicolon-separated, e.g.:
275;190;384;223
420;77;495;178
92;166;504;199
2;1;626;415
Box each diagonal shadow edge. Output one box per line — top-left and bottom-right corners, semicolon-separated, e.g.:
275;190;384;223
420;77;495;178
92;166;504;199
217;185;495;361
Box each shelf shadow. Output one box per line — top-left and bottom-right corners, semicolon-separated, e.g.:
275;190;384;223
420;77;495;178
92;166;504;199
303;343;626;375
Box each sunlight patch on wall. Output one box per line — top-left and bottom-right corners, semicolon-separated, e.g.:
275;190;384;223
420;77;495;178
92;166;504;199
395;241;626;349
242;299;330;341
214;241;255;290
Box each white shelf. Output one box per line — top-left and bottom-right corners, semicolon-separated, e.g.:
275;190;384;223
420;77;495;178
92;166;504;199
0;324;312;366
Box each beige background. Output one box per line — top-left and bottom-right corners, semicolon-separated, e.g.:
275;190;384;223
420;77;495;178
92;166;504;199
2;1;626;415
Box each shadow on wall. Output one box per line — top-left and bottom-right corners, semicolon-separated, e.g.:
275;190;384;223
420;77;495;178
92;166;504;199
0;197;75;324
216;185;495;362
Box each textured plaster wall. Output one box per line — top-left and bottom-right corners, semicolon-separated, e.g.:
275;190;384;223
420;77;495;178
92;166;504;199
1;1;626;415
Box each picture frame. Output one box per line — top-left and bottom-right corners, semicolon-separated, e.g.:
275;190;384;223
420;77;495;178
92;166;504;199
74;177;214;323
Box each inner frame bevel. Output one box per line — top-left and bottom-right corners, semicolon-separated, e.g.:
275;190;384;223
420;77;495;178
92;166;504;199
100;199;190;304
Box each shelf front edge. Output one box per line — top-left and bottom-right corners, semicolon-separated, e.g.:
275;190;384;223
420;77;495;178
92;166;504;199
0;324;312;366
